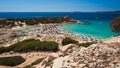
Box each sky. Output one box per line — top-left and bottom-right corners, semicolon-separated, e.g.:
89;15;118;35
0;0;120;12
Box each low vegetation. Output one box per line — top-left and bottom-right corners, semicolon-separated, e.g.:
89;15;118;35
23;65;32;68
31;58;44;65
0;16;73;27
62;37;79;45
62;37;95;47
0;56;25;66
23;58;44;68
78;42;95;47
0;39;59;54
0;20;15;28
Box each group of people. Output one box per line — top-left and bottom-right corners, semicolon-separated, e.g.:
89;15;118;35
18;23;102;43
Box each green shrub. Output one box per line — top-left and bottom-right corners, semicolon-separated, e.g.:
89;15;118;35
0;39;59;53
0;21;15;27
62;37;79;45
31;58;44;65
78;42;95;47
0;16;73;27
0;56;25;66
12;39;41;52
38;41;59;52
23;65;32;68
13;41;58;52
0;47;10;53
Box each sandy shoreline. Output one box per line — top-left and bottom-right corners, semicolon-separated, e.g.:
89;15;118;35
1;23;103;47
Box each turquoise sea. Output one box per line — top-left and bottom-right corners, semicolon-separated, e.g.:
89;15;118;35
0;12;120;39
59;20;116;39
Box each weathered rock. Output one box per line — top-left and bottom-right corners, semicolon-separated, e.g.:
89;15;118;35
89;62;97;68
60;44;78;55
70;62;78;68
34;53;59;68
78;64;86;68
52;56;70;68
58;52;63;57
35;36;120;68
45;53;59;62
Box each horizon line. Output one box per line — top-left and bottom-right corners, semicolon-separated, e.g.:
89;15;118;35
0;10;119;13
0;11;118;13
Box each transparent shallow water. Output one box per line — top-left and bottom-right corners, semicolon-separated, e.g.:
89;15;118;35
60;20;116;39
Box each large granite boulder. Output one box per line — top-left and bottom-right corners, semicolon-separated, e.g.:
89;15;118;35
60;44;78;55
34;53;59;68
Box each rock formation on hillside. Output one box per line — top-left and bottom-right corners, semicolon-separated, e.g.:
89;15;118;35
34;36;120;68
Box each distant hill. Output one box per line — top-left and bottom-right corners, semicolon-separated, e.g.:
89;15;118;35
114;10;120;12
96;10;120;12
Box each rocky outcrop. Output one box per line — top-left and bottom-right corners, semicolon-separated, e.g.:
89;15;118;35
0;28;17;46
110;16;120;32
60;44;79;55
33;44;78;68
104;36;120;44
33;53;60;68
34;37;120;68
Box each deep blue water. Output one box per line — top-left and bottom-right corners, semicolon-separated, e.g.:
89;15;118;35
0;12;120;20
0;12;120;39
